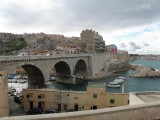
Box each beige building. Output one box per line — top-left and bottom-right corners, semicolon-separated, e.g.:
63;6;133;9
24;33;46;44
22;83;129;112
0;71;9;117
80;29;105;53
56;43;81;54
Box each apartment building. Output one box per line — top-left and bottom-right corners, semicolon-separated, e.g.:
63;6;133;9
22;84;129;112
0;32;15;42
0;71;9;117
56;43;81;54
80;29;105;53
105;44;117;54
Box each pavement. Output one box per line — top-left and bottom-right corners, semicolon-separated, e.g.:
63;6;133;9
9;96;26;116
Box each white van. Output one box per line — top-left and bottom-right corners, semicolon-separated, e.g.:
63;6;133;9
18;53;29;56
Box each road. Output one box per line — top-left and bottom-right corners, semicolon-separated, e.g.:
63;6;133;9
9;96;26;116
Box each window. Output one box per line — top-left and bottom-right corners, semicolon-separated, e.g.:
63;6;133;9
26;94;32;98
93;94;97;98
64;104;67;110
38;94;45;99
74;97;78;100
110;99;115;104
57;96;61;100
128;100;130;104
93;105;97;110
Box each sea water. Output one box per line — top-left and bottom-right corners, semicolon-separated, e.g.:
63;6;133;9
48;60;160;93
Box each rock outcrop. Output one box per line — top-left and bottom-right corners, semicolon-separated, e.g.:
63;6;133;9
130;64;160;78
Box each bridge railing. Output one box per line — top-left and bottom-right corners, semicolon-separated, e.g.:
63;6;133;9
0;54;94;61
0;53;109;61
0;54;84;61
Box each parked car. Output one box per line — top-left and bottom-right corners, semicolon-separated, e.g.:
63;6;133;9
18;53;29;56
26;107;43;115
45;108;58;114
14;92;22;103
8;88;16;96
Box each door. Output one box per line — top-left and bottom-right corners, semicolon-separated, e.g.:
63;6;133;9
74;104;78;111
30;101;33;109
58;104;61;112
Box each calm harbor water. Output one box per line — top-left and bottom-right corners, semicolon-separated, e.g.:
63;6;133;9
48;60;160;93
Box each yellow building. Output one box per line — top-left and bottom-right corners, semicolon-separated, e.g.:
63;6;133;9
0;71;9;117
22;83;129;112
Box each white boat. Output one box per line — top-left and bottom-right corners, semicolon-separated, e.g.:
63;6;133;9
114;79;124;84
107;84;120;88
118;77;126;80
109;81;120;85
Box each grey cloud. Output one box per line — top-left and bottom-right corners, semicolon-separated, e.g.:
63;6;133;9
128;42;142;49
120;43;127;48
0;0;160;33
143;43;150;46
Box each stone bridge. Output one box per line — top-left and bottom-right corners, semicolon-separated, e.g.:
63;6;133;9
0;54;113;88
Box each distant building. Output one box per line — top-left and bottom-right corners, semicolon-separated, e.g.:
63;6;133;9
22;84;129;112
56;43;81;54
0;32;21;43
105;44;117;53
23;33;46;44
80;29;105;53
117;50;128;54
46;34;64;41
0;71;9;117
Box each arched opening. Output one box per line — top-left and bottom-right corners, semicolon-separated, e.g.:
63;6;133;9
54;61;71;83
21;64;45;89
74;59;87;77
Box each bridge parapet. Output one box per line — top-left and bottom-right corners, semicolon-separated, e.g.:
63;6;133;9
0;54;92;61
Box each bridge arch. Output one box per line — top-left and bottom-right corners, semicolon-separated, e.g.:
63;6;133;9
73;59;87;76
54;61;71;76
21;64;45;89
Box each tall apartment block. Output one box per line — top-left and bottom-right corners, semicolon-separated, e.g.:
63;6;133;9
80;29;105;53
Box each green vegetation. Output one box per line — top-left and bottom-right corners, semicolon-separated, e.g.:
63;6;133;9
0;38;28;53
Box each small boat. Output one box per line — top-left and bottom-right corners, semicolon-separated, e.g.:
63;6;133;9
107;84;120;88
109;81;120;85
114;79;124;84
118;77;126;80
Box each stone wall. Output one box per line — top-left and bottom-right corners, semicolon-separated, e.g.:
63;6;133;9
1;101;160;120
89;54;129;80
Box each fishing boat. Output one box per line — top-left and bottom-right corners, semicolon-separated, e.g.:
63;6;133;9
114;79;124;84
109;81;120;85
118;77;126;80
107;84;121;88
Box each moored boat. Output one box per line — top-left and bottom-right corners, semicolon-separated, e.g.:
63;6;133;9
114;79;124;84
109;81;120;85
118;77;126;80
107;84;120;88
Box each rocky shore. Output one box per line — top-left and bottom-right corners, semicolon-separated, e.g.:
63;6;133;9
89;58;130;80
130;64;160;78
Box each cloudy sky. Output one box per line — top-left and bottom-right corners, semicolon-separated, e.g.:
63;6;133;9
0;0;160;54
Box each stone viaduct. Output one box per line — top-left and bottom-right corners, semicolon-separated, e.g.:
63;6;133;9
0;54;113;88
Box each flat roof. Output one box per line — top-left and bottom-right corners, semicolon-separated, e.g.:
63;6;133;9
133;91;160;103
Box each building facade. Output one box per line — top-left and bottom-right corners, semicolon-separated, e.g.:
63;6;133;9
0;71;9;117
22;84;129;112
105;44;117;54
80;29;105;53
56;43;81;54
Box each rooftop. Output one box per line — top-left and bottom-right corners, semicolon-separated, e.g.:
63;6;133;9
133;91;160;103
